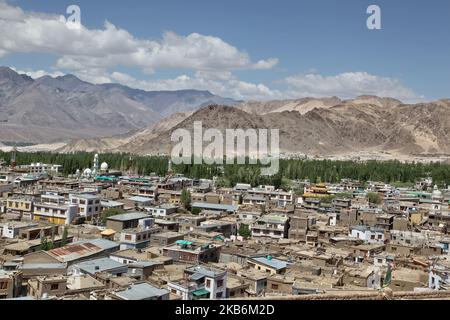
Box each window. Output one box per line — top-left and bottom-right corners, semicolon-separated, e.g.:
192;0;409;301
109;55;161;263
217;280;224;288
377;259;383;264
230;291;235;297
50;283;59;290
271;284;279;290
206;279;211;288
0;282;7;289
125;235;132;241
216;292;223;298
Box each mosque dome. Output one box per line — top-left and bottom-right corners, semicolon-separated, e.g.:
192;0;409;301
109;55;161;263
100;162;109;171
432;185;443;199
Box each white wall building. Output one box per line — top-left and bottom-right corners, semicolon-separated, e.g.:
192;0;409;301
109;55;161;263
70;194;101;220
350;226;385;244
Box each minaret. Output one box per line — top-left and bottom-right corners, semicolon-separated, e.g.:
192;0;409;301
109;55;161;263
167;159;173;177
93;154;99;176
10;145;17;169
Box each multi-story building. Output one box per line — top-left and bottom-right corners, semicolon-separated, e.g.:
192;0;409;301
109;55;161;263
349;226;385;244
5;197;34;218
33;193;78;225
69;194;101;221
251;214;289;239
162;240;221;263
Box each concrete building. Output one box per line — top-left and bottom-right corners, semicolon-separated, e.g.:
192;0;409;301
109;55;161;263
33;193;78;225
251;214;289;239
69;193;101;221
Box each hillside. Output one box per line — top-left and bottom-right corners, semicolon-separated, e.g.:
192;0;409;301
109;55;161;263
0;67;237;143
59;99;450;158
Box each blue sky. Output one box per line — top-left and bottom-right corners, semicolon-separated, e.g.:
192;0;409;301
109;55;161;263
1;0;449;102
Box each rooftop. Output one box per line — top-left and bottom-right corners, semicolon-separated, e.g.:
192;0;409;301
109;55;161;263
114;282;169;300
73;257;126;275
106;212;149;222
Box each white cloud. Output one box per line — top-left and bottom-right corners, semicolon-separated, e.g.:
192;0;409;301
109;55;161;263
1;2;423;102
11;67;64;79
0;2;277;73
108;71;281;101
283;72;423;102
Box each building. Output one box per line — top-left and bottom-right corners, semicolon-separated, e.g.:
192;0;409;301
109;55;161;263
122;196;154;209
1;222;38;239
247;256;288;275
0;270;23;299
251;214;289;239
27;163;63;175
349;226;385;244
27;275;67;299
196;220;237;238
191;202;237;214
33;193;78;225
5;197;33;217
181;265;227;300
110;282;169;300
146;204;178;217
162;240;221;263
71;257;128;277
429;259;450;291
119;221;161;250
69;194;101;221
25;239;120;266
106;212;149;232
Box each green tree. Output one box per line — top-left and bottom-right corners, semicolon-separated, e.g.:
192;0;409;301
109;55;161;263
61;226;69;246
238;224;252;238
181;188;192;210
367;192;382;205
260;204;266;215
40;235;49;251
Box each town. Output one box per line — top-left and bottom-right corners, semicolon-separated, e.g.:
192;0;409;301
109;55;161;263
0;151;449;301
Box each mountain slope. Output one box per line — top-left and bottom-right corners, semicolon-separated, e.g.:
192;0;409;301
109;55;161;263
0;67;237;143
60;100;450;158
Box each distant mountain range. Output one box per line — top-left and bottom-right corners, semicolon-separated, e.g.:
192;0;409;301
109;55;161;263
0;67;238;143
2;66;450;159
60;97;450;158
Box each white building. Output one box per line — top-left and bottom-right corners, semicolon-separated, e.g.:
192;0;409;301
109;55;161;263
146;204;178;217
349;226;385;244
28;163;63;175
69;194;101;220
251;214;289;239
33;193;78;225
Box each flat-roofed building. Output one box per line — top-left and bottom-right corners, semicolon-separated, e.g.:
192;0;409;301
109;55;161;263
33;193;78;225
251;214;289;239
69;193;101;221
106;212;149;232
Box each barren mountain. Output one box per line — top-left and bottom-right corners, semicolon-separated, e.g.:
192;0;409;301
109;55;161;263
60;99;450;158
236;96;402;116
0;67;237;143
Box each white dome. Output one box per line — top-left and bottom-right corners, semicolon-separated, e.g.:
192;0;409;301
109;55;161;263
83;168;92;175
100;162;109;170
432;185;443;199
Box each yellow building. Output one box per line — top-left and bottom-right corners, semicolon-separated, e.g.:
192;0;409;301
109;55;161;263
6;198;33;213
303;183;331;198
